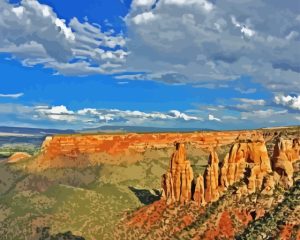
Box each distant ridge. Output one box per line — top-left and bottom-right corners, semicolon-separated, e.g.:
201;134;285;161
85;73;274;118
81;125;213;133
0;126;75;135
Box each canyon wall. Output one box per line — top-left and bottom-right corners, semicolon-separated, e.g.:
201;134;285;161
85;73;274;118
34;130;258;169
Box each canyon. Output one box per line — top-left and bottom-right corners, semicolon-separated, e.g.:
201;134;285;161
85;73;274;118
1;127;299;239
116;131;300;239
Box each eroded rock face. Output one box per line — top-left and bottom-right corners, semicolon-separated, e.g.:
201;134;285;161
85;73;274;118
220;153;229;190
161;134;298;208
193;175;206;206
220;139;272;193
222;143;248;187
161;172;175;204
247;141;272;193
162;143;194;204
204;150;220;203
272;138;300;188
34;131;254;169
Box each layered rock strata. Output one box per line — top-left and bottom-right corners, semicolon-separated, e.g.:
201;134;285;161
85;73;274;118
35;131;258;169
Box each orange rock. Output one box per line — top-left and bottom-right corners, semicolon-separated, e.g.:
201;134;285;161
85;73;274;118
161;172;175;204
272;138;299;188
193;174;206;206
220;153;229;189
204;150;220;203
162;142;194;204
33;130;256;169
170;143;194;203
220;139;272;193
261;174;275;195
8;152;32;163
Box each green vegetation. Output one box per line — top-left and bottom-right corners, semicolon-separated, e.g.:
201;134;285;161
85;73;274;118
0;153;168;239
236;174;300;240
35;227;85;240
0;144;40;158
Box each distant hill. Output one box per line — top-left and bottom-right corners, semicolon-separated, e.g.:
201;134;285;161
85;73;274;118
81;125;213;133
0;126;75;136
0;125;213;137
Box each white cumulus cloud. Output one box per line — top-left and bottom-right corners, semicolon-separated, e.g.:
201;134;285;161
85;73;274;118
124;0;300;93
0;0;127;75
274;95;300;111
0;0;299;95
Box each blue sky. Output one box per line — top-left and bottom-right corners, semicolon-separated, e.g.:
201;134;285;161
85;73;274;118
0;0;299;130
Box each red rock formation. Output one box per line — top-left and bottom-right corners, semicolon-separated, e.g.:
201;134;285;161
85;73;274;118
272;137;300;188
220;153;229;190
33;130;257;169
204;150;220;203
7;152;32;163
220;137;272;193
222;143;248;187
247;140;272;193
161;172;175;204
193;174;206;206
162;142;194;204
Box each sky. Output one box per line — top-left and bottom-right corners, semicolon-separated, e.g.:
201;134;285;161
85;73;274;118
0;0;299;130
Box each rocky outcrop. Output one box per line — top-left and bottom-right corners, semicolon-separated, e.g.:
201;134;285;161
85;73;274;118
34;131;256;169
261;174;276;196
247;141;272;193
222;143;248;187
117;129;300;240
220;137;272;194
162;137;275;205
204;150;220;203
162;143;194;204
161;172;175;204
8;152;32;163
220;153;229;189
272;137;300;188
193;175;206;206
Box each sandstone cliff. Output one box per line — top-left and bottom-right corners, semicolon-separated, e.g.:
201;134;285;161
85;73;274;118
33;131;258;169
